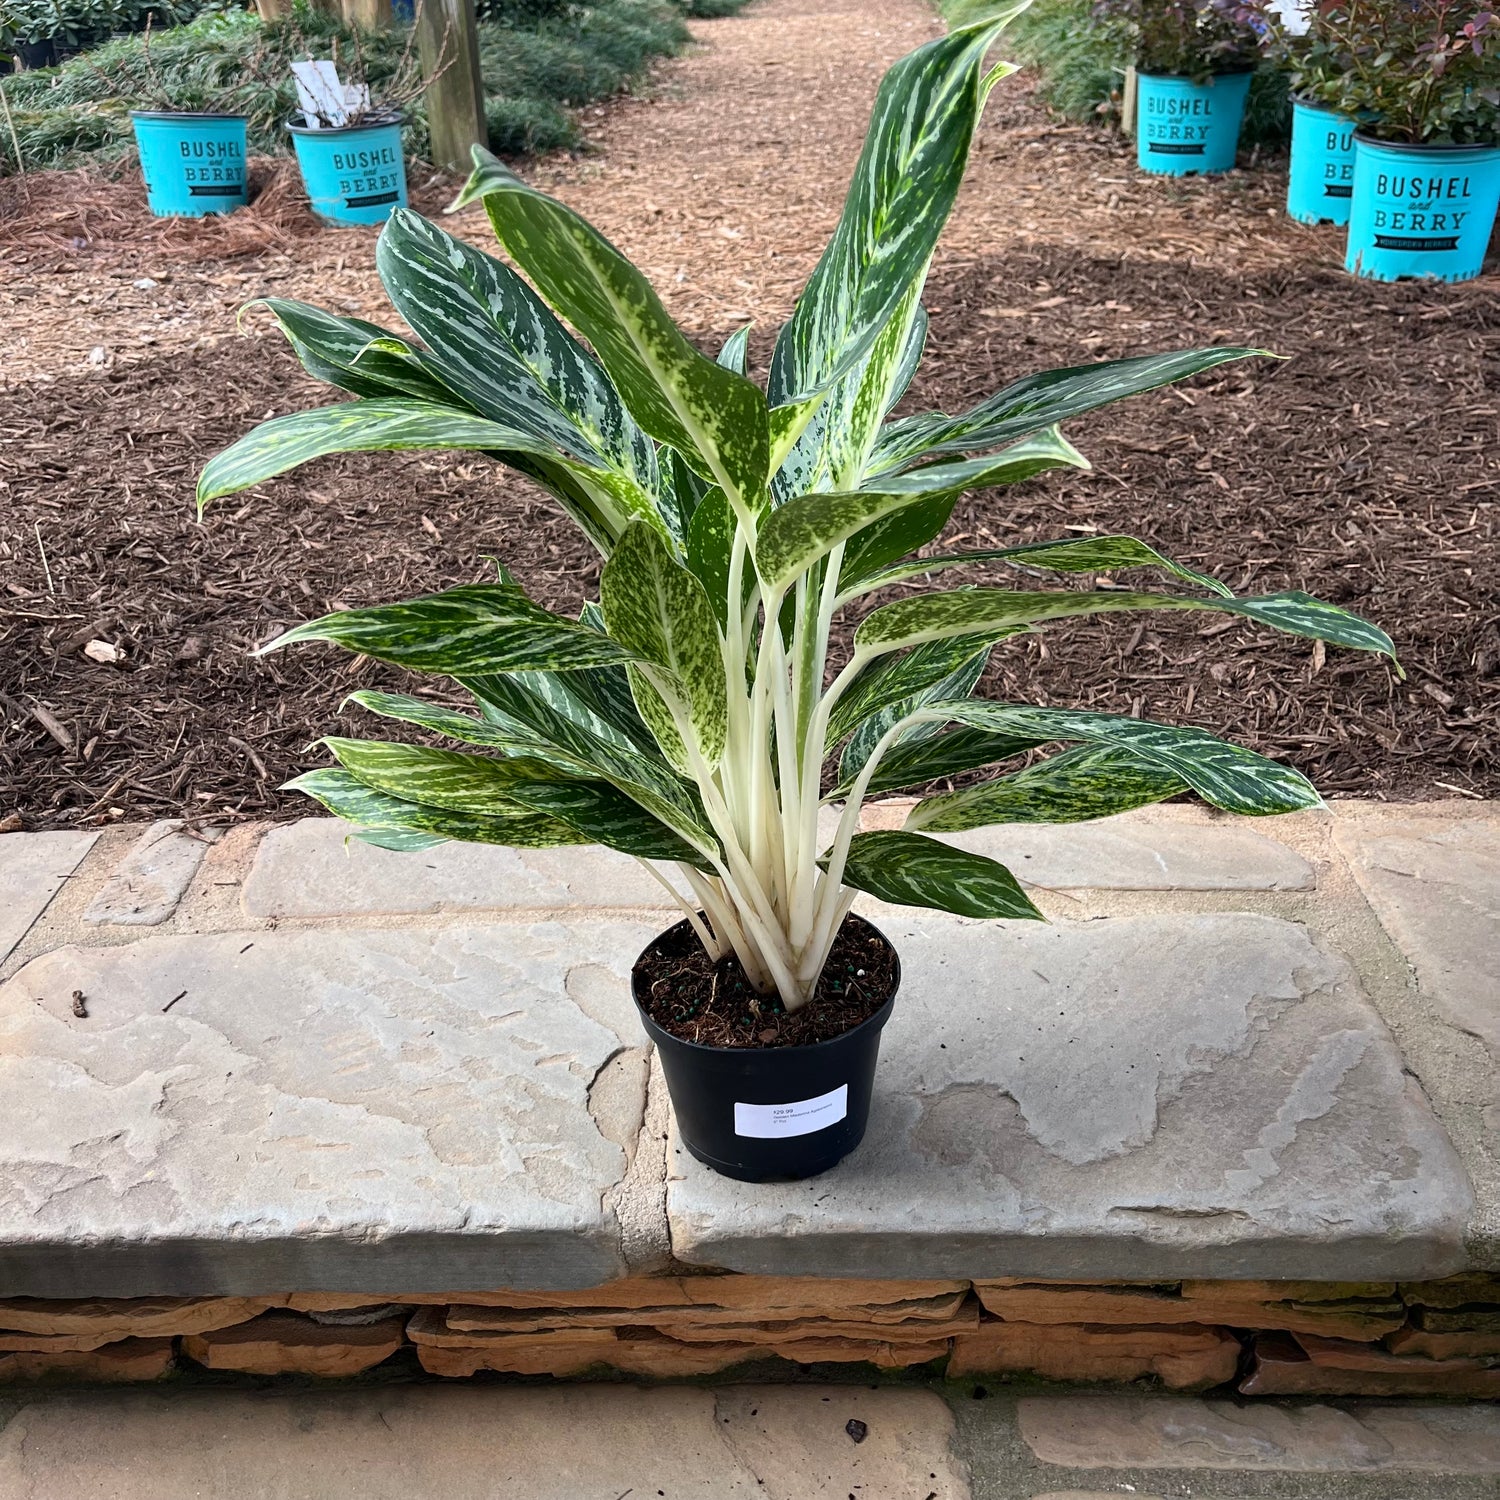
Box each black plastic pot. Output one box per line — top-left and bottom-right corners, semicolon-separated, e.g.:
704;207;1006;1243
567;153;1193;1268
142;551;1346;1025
16;38;55;69
632;917;899;1183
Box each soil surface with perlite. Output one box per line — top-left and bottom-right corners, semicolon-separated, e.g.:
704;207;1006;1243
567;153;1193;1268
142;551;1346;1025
2;0;1496;832
634;915;897;1049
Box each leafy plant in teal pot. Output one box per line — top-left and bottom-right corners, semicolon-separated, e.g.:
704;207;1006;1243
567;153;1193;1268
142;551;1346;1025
199;6;1395;1178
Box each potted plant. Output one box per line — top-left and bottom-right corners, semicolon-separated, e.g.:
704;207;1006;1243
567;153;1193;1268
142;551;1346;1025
284;26;430;226
1262;1;1363;224
1099;0;1266;174
197;15;1395;1183
6;0;67;68
127;22;249;217
1314;0;1500;281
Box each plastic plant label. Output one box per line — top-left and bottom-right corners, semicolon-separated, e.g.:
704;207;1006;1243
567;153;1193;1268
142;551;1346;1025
734;1085;847;1139
291;61;347;128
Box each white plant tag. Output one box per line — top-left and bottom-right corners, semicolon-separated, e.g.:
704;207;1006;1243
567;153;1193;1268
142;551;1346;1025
291;60;347;128
734;1085;847;1140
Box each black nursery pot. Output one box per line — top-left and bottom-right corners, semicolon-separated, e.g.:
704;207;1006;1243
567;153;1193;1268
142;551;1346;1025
632;918;899;1183
16;38;56;69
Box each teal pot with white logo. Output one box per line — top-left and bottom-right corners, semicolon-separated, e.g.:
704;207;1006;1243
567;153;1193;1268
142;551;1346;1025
1346;135;1500;283
1288;98;1358;225
1136;70;1252;176
131;111;248;218
288;113;407;226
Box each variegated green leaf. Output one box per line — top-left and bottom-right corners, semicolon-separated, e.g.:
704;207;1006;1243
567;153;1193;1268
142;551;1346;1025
262;584;640;675
685;487;746;633
768;22;1003;423
871;346;1265;475
625;665;693;776
375;211;670;544
911;702;1320;816
287;767;588;849
827;631;1024;745
886;302;928;418
827;830;1044;919
768;389;830;477
346;689;545;753
845;531;1231;599
256;298;460;404
454;149;769;515
355;827;450;852
600;521;729;769
757;429;1087;589
717;325;751;374
910;743;1188;830
836;493;957;596
196;398;652;531
834;640;995;790
854;587;1398;663
769;21;1023;498
461;670;715;854
834;725;1043;800
346;686;637;779
323;737;708;865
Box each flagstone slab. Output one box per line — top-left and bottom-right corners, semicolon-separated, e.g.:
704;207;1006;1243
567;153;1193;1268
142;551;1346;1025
240;818;673;918
0;831;97;963
1332;807;1500;1066
668;912;1472;1282
943;811;1314;891
84;821;222;927
0;919;660;1298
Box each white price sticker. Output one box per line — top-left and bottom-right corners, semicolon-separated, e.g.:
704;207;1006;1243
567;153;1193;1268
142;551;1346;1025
734;1085;848;1140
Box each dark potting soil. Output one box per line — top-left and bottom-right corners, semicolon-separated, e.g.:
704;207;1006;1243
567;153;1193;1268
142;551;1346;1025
634;915;897;1050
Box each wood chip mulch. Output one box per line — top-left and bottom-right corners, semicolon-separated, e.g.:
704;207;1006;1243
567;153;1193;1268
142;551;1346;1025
2;0;1496;831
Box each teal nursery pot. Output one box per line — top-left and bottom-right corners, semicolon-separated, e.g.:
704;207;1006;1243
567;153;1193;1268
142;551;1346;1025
1346;135;1500;283
1288;98;1358;226
289;114;407;226
131;111;248;219
1136;71;1251;176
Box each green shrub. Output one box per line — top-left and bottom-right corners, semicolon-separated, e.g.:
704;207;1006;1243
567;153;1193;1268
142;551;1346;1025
947;0;1289;145
483;92;577;153
3;0;693;171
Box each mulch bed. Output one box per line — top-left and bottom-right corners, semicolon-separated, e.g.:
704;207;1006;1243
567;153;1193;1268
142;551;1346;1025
2;247;1493;833
907;243;1499;803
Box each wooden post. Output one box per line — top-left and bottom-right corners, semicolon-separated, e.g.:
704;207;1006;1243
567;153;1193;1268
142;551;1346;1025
254;0;291;21
1121;64;1138;138
341;0;393;26
417;0;487;174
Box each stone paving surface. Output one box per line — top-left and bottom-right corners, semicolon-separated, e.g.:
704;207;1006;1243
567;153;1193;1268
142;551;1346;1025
83;821;221;928
0;831;95;963
0;1384;968;1499
0;803;1496;1295
0;920;660;1297
4;1382;1499;1499
240;819;671;918
669;910;1470;1281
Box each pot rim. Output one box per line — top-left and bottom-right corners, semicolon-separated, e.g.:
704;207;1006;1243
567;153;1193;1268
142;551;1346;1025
1352;130;1500;154
1136;67;1255;82
632;913;900;1060
130;109;249;122
287;110;405;137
